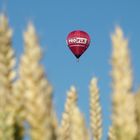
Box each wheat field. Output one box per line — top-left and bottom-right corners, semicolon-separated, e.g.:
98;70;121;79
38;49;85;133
0;13;140;140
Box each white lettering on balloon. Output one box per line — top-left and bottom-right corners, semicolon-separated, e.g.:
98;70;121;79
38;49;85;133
68;37;87;44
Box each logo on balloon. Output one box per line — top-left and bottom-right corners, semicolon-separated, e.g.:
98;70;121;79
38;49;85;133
66;30;90;59
68;37;88;45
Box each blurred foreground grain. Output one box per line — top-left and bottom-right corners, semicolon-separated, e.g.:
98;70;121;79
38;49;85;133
0;13;139;140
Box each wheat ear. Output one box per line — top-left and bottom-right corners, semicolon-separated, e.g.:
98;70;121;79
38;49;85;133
108;126;116;140
59;86;77;140
70;105;89;140
89;78;102;140
0;13;16;140
110;26;137;140
19;23;55;140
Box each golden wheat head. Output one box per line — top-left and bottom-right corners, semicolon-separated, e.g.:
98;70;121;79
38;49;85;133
0;13;16;140
89;78;102;140
17;23;56;140
59;86;77;140
110;26;137;140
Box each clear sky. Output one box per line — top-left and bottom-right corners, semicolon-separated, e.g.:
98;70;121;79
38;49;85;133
0;0;140;139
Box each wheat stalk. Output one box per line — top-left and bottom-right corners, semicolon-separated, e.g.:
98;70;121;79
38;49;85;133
12;80;25;140
51;111;59;140
18;23;55;140
0;13;16;140
110;26;137;140
59;86;77;140
135;90;140;140
70;105;89;140
89;78;102;140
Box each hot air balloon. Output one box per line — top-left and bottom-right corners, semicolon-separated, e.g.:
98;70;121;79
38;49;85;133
66;30;90;59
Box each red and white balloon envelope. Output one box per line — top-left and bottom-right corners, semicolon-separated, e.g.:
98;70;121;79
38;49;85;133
66;30;90;59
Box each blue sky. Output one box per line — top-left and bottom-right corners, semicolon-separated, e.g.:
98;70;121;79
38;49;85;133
0;0;140;139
